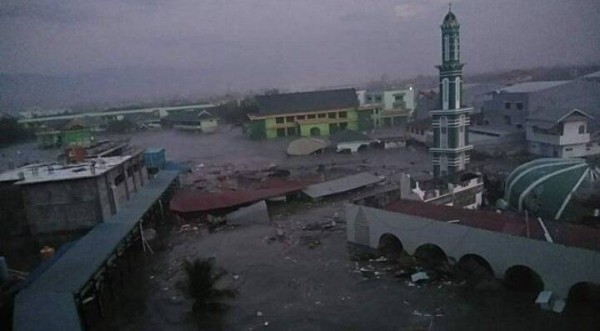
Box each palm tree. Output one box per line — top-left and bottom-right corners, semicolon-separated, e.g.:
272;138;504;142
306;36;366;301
179;258;237;329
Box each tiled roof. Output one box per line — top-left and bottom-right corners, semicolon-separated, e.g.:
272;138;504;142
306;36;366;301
255;88;358;115
384;199;600;252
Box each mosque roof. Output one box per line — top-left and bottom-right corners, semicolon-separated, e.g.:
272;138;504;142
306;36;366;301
504;158;600;221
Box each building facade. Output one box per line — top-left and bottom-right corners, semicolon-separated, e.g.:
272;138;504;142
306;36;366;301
247;88;372;139
430;9;473;177
0;150;148;235
526;109;600;158
359;88;416;128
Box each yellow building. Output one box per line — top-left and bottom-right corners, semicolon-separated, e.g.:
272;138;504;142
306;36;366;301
247;88;373;139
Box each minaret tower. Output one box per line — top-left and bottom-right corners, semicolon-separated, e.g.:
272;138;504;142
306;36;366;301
430;6;473;177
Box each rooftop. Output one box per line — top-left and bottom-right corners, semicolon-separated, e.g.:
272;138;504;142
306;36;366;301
385;199;600;252
0;151;142;185
499;80;571;93
255;88;358;116
527;108;593;125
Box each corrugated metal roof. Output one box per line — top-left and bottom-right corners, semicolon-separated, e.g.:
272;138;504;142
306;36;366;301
302;172;384;199
170;180;311;213
499;81;571;93
13;171;179;331
255;88;358;115
13;291;82;331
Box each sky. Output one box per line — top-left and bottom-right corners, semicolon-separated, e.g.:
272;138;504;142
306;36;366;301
1;0;599;96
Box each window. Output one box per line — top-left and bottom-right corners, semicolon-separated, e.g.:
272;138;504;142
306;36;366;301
318;113;326;118
297;115;305;120
505;102;511;110
115;173;125;186
329;123;338;133
454;34;459;61
440;116;448;148
504;115;511;125
338;112;347;118
565;148;573;151
286;116;294;122
516;103;523;110
442;78;449;110
375;96;382;102
307;114;316;119
367;96;372;102
276;128;285;137
455;77;461;109
444;35;449;61
579;125;585;134
328;112;336;119
286;127;296;135
275;117;284;124
394;94;404;101
339;122;348;130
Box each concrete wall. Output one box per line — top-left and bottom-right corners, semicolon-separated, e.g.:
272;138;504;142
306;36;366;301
482;93;529;129
346;204;600;298
22;178;102;234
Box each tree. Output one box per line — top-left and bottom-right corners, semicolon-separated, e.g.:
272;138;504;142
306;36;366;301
0;118;33;145
178;258;237;330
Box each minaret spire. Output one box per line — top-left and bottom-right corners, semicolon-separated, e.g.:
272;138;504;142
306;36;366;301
429;8;473;178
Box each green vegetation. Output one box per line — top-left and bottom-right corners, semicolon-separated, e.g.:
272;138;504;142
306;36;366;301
0;118;33;145
178;258;237;330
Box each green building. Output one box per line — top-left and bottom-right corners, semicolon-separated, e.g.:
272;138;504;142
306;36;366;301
36;119;95;148
247;88;373;139
430;9;473;177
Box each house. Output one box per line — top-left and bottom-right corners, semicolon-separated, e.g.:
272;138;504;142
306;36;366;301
407;118;432;145
359;88;416;128
247;88;371;139
526;108;600;158
0;150;148;236
36;119;95;149
163;110;218;133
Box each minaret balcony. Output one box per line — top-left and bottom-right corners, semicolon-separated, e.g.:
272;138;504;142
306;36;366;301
429;144;474;153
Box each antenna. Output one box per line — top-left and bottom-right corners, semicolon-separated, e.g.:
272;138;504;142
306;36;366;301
449;3;452;12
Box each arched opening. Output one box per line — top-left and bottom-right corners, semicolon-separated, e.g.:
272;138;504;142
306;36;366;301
378;233;403;260
565;282;600;328
456;254;495;287
568;282;600;309
503;265;544;293
310;127;321;136
414;243;448;269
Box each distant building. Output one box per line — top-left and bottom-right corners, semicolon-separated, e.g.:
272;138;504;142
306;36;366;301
0;150;148;235
163;110;219;133
358;88;416;128
526;108;600;158
482;79;600;132
247;88;372;139
36;119;96;149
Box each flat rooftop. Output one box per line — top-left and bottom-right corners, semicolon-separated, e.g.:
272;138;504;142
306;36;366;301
0;151;142;185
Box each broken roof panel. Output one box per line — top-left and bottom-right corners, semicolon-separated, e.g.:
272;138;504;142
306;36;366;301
287;137;330;156
302;172;384;199
170;180;312;213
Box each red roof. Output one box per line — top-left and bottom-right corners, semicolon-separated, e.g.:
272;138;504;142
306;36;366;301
170;179;313;213
385;199;600;252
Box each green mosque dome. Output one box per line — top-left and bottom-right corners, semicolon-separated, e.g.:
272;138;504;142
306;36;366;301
504;158;600;221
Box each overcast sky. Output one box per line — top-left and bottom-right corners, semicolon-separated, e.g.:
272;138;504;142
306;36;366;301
1;0;599;93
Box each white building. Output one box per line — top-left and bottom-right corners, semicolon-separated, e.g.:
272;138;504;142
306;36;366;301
358;88;416;128
526;108;600;158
